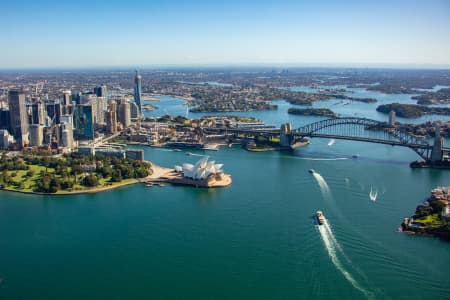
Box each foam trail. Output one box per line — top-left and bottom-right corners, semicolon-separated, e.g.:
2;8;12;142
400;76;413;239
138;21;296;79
153;148;173;152
318;224;373;298
312;172;331;198
189;153;207;157
328;139;336;146
296;157;349;161
369;187;378;202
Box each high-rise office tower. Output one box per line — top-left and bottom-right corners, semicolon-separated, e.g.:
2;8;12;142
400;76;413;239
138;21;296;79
0;108;10;129
29;124;44;147
118;99;131;128
62;90;73;115
57;122;74;148
62;90;72;106
8;90;29;145
46;100;62;125
95;85;108;112
134;71;142;116
105;101;117;134
129;101;139;120
30;99;46;125
94;85;107;98
74;104;94;140
95;97;105;125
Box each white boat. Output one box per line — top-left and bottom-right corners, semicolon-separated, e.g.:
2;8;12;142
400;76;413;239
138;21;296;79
309;169;316;174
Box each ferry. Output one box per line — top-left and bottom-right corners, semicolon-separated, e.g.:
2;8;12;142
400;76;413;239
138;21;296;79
308;169;316;174
316;211;326;225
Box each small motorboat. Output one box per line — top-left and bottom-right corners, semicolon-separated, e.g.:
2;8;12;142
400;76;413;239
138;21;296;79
316;211;326;225
308;169;316;174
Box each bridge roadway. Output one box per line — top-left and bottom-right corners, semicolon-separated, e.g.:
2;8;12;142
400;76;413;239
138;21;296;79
294;133;432;150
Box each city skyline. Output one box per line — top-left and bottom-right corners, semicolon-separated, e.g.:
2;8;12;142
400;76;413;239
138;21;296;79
1;0;450;69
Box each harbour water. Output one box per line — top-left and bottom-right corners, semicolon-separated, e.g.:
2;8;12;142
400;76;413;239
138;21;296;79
1;87;450;299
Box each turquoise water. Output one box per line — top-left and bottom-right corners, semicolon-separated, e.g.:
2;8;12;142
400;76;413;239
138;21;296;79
145;86;450;125
1;87;450;299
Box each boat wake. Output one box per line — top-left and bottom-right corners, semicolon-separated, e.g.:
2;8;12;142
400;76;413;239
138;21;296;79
312;172;331;198
369;187;378;202
318;221;374;299
328;139;336;146
297;157;349;161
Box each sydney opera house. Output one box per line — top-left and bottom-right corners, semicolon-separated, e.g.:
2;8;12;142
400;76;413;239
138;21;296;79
172;156;232;187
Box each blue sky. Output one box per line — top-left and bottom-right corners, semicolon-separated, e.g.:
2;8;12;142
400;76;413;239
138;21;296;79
1;0;450;68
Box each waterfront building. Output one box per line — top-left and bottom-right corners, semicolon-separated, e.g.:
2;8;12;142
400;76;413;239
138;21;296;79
29;124;44;147
118;99;131;128
74;104;95;140
175;156;224;180
134;71;143;116
389;110;396;126
8;90;29;145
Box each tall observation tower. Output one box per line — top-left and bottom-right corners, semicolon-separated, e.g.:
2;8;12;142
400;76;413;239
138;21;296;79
134;70;143;116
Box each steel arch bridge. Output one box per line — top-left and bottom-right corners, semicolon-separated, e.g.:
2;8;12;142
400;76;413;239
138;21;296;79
292;117;433;160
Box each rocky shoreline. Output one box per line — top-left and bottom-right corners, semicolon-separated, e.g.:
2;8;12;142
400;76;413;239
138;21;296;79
401;186;450;242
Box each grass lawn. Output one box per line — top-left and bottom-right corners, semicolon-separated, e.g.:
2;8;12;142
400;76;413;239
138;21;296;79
2;163;139;194
415;214;447;227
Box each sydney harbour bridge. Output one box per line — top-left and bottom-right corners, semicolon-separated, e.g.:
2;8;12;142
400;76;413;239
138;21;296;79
203;117;449;164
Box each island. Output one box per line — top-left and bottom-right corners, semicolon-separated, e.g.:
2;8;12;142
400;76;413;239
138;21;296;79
288;108;337;118
0;153;152;195
401;186;450;242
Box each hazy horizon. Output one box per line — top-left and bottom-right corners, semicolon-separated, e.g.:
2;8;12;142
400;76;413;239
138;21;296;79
2;0;450;69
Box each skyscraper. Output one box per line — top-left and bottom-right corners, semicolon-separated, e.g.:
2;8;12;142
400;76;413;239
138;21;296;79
8;90;29;145
118;99;131;128
134;71;142;116
105;101;117;134
62;90;73;115
94;85;107;97
74;104;94;140
29;124;44;147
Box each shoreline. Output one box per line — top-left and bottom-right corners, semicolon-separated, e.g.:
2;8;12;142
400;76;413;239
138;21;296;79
0;179;140;196
0;163;175;196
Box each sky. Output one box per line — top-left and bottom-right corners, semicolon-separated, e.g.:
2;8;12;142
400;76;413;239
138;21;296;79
1;0;450;69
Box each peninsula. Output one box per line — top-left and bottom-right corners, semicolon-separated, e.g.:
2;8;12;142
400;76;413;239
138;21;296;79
377;103;450;118
288;108;337;118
